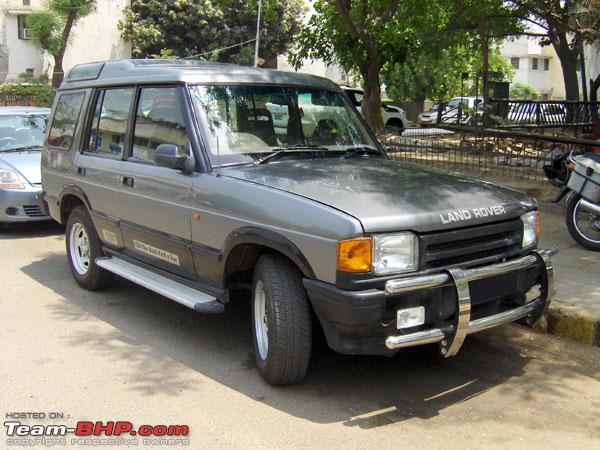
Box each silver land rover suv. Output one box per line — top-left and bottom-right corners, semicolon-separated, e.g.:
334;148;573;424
41;60;555;385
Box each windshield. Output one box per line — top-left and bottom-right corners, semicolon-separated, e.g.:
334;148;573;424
0;114;48;152
189;85;379;166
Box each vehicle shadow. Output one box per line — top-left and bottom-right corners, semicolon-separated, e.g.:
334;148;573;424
21;252;599;429
0;221;63;240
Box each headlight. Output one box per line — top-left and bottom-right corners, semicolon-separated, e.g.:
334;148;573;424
521;211;540;248
372;232;418;275
0;169;25;189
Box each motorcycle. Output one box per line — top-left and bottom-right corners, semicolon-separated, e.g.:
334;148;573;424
544;151;600;251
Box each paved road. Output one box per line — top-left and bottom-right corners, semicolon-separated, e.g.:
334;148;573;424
2;222;600;449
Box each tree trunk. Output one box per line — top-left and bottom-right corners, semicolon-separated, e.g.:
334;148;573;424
52;54;64;88
51;11;77;88
590;74;600;121
550;31;580;101
361;51;384;135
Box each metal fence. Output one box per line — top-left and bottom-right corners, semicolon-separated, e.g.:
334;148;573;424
382;131;596;182
437;99;599;136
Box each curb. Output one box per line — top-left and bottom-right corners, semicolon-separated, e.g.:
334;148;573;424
536;301;600;347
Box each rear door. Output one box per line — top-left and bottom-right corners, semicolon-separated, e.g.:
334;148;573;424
75;87;134;248
117;85;196;279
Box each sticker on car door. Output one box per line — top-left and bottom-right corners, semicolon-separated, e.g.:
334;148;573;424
133;239;180;266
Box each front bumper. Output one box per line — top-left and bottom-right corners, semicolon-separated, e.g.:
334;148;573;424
304;248;556;357
0;186;50;223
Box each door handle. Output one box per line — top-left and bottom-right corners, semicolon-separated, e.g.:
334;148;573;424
122;176;134;187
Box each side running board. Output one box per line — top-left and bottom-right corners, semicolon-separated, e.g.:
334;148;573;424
95;257;224;314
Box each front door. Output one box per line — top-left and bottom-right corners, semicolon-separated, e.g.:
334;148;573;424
118;86;196;279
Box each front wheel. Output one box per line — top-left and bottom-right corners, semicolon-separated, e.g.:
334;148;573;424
566;193;600;251
66;206;114;289
251;254;312;385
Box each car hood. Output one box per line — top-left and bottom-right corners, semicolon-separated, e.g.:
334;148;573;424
0;151;42;184
222;158;535;233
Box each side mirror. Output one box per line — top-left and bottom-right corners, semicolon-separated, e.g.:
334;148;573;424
154;144;194;172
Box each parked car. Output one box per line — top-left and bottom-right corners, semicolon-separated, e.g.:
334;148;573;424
342;86;407;132
0;106;51;228
42;60;555;385
507;102;566;125
439;96;482;125
417;103;441;127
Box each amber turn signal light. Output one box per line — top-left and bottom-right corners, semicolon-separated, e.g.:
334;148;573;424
337;237;372;273
536;210;541;238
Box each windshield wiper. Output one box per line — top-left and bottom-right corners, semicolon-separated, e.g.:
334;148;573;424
254;144;330;165
1;145;43;153
342;146;383;158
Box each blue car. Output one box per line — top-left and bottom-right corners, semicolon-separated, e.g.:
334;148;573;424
0;106;51;228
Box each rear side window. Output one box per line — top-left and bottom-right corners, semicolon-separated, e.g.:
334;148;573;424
48;92;85;149
87;87;134;158
131;87;188;163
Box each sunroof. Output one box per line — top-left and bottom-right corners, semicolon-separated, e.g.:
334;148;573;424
67;62;105;81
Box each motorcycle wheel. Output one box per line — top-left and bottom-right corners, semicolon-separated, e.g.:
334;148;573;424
565;193;600;251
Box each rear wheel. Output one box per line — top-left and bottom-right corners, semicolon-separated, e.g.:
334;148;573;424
385;119;404;135
566;193;600;251
66;206;114;289
251;254;312;385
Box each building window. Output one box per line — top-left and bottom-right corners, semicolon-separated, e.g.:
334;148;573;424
531;57;538;70
510;57;520;69
23;0;31;6
17;15;32;40
543;58;549;71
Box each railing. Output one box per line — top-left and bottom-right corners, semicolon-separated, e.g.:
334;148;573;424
437;99;599;134
382;131;597;182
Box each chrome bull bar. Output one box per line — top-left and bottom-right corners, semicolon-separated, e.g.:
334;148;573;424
384;248;557;355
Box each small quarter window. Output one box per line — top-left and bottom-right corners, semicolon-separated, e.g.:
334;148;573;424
86;88;134;158
131;87;188;163
48;92;85;149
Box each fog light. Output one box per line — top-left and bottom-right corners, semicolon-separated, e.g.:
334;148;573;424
396;306;425;329
5;207;19;216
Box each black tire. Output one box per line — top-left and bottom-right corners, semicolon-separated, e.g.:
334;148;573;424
385;119;404;135
251;254;312;385
565;193;600;251
65;206;114;289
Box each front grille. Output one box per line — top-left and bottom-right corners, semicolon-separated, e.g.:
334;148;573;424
23;205;45;217
420;219;523;269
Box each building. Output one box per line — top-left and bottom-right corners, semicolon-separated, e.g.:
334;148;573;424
501;36;566;99
0;0;131;84
583;41;600;100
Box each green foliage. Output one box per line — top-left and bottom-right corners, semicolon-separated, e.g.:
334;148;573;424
17;72;50;85
384;43;514;101
289;0;419;75
509;81;538;100
26;1;96;53
119;0;305;66
26;0;96;87
26;11;63;54
0;84;53;107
